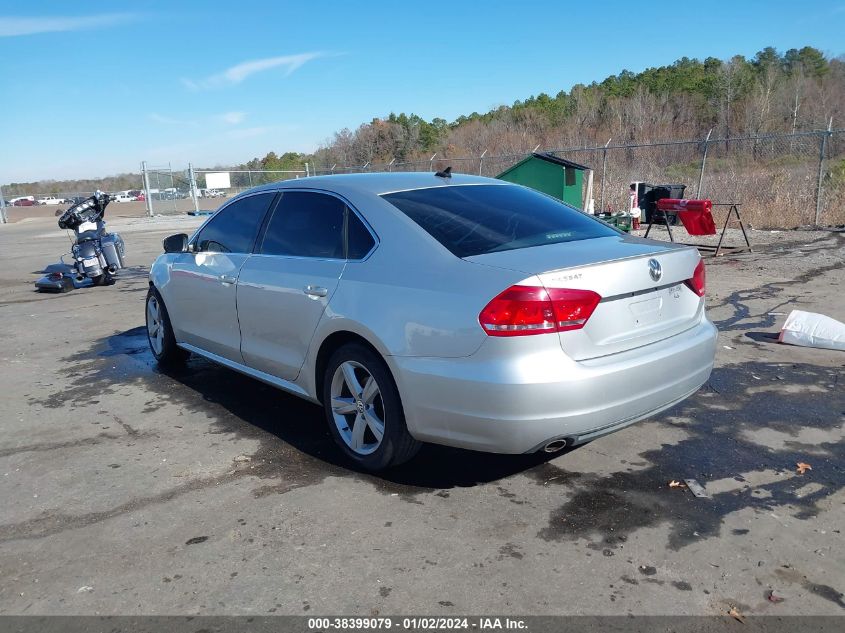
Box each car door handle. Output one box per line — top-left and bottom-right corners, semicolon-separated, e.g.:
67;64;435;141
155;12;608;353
303;285;328;298
219;274;237;284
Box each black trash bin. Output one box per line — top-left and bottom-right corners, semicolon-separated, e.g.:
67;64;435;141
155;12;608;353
639;183;686;224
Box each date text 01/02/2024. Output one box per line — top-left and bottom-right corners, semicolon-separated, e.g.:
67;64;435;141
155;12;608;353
306;617;528;630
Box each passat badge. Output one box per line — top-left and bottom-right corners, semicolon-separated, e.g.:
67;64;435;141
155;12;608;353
648;258;662;282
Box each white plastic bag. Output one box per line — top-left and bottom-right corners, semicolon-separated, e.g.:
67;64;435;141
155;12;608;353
779;310;845;352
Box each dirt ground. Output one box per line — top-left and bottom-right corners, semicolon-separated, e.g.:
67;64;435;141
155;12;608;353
0;215;842;617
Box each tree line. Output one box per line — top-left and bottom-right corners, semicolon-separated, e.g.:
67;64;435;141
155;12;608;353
6;46;842;197
313;46;842;168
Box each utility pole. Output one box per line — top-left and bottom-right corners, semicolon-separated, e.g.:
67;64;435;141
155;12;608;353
188;163;199;214
697;129;713;198
815;117;833;226
599;138;611;212
141;161;153;217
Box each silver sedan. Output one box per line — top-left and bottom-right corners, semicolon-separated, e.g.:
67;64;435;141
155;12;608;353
147;172;716;470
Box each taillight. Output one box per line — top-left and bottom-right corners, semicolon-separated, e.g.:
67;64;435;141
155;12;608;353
479;285;601;337
550;288;603;331
685;259;706;297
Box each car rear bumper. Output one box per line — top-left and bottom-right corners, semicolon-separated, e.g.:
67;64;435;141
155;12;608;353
392;318;717;454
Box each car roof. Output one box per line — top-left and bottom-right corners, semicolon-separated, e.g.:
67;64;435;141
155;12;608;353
245;171;508;197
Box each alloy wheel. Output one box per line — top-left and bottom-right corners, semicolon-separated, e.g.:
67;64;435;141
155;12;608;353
146;295;164;356
329;361;385;455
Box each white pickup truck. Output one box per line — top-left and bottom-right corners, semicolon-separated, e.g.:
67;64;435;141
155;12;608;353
37;196;66;205
111;193;134;203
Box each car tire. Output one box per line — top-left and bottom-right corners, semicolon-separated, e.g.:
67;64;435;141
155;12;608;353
91;274;105;286
145;287;188;366
322;343;421;471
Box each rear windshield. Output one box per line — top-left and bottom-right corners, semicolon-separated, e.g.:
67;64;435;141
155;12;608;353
382;184;617;258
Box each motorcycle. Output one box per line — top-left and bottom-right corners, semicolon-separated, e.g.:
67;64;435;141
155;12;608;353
35;191;126;292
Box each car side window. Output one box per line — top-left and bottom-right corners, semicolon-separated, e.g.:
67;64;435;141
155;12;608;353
346;211;375;259
194;193;274;253
260;192;345;259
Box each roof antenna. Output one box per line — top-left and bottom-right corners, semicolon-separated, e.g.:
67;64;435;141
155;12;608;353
435;166;452;179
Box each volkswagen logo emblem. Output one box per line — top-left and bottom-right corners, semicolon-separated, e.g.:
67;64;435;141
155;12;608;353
648;258;662;282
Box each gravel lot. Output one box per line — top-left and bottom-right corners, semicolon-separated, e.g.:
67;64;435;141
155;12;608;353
0;215;842;616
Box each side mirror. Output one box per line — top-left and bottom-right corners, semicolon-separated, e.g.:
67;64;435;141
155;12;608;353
163;233;188;253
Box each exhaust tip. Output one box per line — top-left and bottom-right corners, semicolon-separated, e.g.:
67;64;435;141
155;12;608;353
543;439;568;453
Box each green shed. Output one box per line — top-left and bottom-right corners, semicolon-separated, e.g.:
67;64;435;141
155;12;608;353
496;152;590;209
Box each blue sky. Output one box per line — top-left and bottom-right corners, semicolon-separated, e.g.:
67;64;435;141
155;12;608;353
1;0;844;183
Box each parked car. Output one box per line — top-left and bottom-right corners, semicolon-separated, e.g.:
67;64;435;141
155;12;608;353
147;173;716;470
203;189;225;198
37;196;66;205
65;196;88;206
11;197;36;206
111;193;133;203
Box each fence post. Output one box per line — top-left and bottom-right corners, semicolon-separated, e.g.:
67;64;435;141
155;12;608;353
429;153;437;172
388;158;395;172
0;185;7;224
188;163;199;214
141;161;153;217
305;162;310;177
248;170;253;187
598;138;611;212
815;118;833;226
478;149;488;175
167;162;177;213
696;128;713;198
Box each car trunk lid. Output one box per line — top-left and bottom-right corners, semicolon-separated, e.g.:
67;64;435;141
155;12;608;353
465;235;704;360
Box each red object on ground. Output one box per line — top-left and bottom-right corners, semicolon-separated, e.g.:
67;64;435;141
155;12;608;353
656;199;716;235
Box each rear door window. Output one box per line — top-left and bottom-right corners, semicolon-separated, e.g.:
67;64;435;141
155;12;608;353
260;191;345;259
382;184;616;258
194;193;275;253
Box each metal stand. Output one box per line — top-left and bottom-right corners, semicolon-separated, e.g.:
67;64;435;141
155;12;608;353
643;209;676;241
709;203;752;257
643;203;752;257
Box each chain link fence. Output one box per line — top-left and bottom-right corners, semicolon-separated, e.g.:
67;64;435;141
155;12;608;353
4;129;841;227
301;129;844;228
550;130;842;228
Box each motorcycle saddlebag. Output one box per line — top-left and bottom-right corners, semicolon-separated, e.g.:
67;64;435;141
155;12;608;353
100;234;125;270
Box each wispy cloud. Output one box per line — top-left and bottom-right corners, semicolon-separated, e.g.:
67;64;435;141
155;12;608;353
217;111;246;125
182;52;332;91
0;13;137;37
149;111;246;127
226;126;272;140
